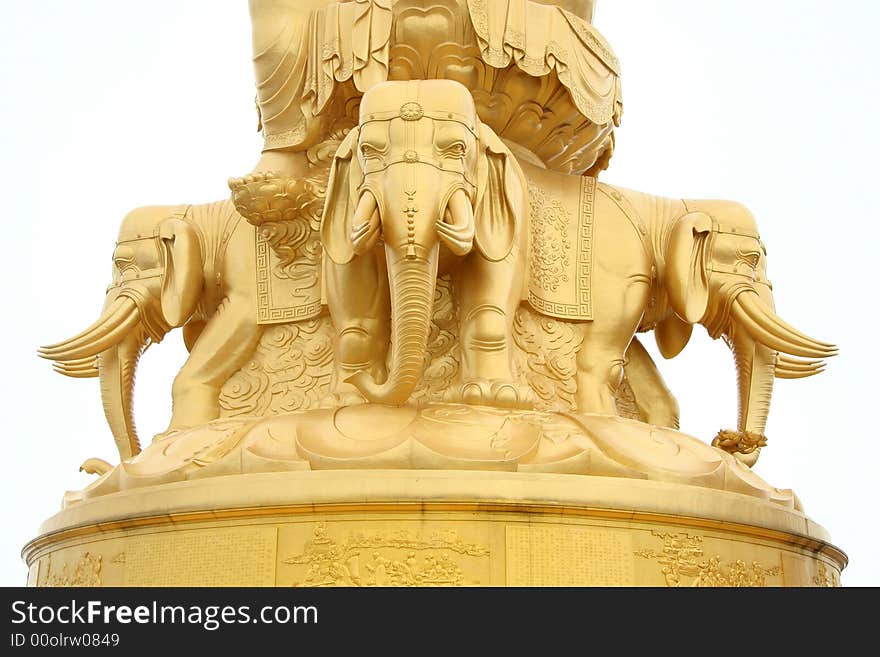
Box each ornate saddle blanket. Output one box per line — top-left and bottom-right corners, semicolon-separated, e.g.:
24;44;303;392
255;229;323;325
525;167;596;321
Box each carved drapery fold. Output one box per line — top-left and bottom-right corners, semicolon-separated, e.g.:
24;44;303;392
251;0;622;174
466;0;621;127
251;0;392;151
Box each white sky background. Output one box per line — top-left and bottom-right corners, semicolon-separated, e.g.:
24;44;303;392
1;0;877;586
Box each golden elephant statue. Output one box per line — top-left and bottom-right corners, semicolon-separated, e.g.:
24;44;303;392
39;200;262;459
320;79;534;409
518;158;837;462
317;78;837;466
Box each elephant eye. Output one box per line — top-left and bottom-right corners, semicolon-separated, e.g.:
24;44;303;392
442;141;467;158
736;250;761;271
114;256;137;273
360;143;383;159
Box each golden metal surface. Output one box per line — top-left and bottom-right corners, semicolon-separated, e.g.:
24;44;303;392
24;471;845;587
32;1;842;586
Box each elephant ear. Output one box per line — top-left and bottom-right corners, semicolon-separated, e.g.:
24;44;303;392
655;314;694;359
321;127;361;265
474;123;525;262
158;216;203;328
665;212;713;324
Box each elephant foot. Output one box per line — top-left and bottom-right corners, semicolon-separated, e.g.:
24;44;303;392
444;379;536;410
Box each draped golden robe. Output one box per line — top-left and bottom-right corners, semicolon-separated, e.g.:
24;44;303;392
250;0;622;175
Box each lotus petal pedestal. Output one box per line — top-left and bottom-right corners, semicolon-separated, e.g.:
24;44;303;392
24;409;845;587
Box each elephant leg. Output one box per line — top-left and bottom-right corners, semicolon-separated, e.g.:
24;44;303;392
452;255;533;408
574;281;650;415
168;294;262;431
574;340;627;415
624;336;680;428
325;252;390;402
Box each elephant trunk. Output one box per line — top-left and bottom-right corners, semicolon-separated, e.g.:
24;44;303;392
715;321;777;467
715;287;837;465
727;324;776;437
98;327;147;460
346;243;439;405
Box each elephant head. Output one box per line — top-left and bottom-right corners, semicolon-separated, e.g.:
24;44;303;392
39;206;202;459
321;80;523;405
659;202;837;463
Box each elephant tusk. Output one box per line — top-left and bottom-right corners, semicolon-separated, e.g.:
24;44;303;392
731;306;836;358
736;292;837;350
60;355;99;367
774;354;826;379
350;191;380;255
776;354;826;371
39;301;140;361
436;217;475;256
437;189;475;256
730;304;836;359
446;188;474;228
731;294;838;358
775;366;825;380
53;360;100;378
352;190;378;226
52;355;99;371
352;212;381;255
39;298;131;353
39;298;139;357
53;356;99;371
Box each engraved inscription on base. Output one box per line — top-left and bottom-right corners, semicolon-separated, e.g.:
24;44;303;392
122;528;277;586
506;524;634;586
